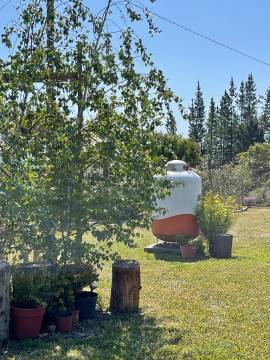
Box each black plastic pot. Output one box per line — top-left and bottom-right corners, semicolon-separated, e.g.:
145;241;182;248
210;233;233;258
77;291;98;320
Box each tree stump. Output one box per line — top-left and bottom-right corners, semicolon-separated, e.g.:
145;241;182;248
210;233;233;258
110;259;141;313
0;260;10;346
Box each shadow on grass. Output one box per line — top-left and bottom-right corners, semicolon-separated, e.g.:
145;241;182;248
154;252;210;263
1;312;183;360
230;255;247;260
154;254;246;262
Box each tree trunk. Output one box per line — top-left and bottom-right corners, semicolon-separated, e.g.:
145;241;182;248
110;260;141;313
210;233;233;258
0;260;10;346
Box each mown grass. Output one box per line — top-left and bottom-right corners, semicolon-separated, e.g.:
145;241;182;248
1;208;270;360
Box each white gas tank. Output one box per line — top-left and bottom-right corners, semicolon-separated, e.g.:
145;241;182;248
152;160;202;241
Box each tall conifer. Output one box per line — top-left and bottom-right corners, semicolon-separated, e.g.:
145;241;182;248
165;109;177;134
188;82;206;152
237;81;246;125
261;88;270;142
218;90;231;164
238;74;264;151
228;77;239;161
206;98;219;167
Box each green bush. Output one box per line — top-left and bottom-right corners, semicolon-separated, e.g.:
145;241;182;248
197;192;236;241
154;132;201;166
59;263;98;294
11;267;52;308
251;181;270;207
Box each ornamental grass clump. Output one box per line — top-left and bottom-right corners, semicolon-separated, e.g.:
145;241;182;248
197;192;236;241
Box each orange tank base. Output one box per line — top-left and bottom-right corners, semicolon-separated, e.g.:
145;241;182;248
152;214;199;242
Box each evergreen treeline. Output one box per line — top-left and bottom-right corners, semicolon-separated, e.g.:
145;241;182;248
187;74;270;167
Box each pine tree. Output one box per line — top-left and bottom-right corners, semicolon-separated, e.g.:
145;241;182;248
218;90;231;164
245;74;257;118
260;88;270;142
228;77;239;161
188;98;196;138
165;106;177;134
206;98;219;167
188;82;206;152
238;74;264;151
237;81;245;124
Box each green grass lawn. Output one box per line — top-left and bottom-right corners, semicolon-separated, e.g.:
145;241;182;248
2;208;270;360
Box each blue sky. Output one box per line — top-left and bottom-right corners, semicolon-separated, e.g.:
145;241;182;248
1;0;270;135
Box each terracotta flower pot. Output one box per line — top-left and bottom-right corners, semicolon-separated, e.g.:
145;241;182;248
72;309;80;327
11;306;46;340
56;314;73;333
180;245;198;259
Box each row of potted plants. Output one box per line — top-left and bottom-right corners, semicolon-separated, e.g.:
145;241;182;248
10;263;98;339
175;233;233;260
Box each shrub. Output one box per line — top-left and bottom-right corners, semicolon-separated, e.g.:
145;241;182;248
60;264;98;295
190;237;206;256
239;143;270;189
197;192;236;241
251;182;270;207
198;159;252;202
243;195;257;206
154;133;201;167
53;270;75;316
11;267;52;308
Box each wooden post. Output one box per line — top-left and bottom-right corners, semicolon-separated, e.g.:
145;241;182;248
110;260;141;313
210;233;233;259
0;260;10;346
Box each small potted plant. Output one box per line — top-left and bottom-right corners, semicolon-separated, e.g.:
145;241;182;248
197;192;236;258
52;270;75;333
11;268;49;339
57;265;81;327
55;302;73;334
175;235;198;259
